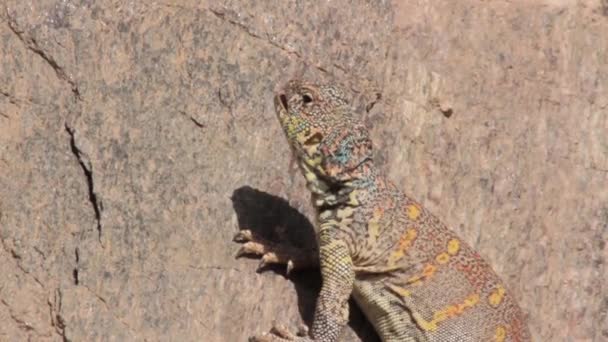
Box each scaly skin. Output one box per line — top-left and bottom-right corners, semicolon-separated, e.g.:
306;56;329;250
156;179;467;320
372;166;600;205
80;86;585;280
236;80;531;342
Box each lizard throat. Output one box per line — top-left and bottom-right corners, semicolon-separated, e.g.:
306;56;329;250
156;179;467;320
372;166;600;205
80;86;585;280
298;157;378;210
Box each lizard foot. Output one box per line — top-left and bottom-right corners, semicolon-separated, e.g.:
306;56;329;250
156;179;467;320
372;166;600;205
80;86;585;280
250;324;312;342
233;229;318;274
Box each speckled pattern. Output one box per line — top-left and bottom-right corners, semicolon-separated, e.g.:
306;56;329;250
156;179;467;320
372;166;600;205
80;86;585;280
241;80;530;341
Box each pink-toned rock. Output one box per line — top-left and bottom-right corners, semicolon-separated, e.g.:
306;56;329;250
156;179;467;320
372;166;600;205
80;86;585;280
0;1;606;341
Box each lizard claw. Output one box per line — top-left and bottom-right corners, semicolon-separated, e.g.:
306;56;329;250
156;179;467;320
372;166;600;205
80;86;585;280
233;229;253;242
286;260;295;275
256;256;270;271
296;323;309;337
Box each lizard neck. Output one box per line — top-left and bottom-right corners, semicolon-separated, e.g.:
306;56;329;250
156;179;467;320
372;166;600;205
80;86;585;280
298;158;383;211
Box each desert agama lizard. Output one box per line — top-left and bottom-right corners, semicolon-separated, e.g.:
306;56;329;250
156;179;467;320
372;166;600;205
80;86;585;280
234;80;531;341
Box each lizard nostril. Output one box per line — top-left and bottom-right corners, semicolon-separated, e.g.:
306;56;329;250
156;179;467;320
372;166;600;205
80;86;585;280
279;94;288;110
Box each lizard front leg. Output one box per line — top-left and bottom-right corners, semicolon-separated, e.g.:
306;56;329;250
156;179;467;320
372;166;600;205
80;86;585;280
309;227;355;341
251;225;355;342
234;229;319;273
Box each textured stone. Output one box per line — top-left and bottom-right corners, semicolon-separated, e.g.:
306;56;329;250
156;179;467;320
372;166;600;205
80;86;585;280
0;1;606;341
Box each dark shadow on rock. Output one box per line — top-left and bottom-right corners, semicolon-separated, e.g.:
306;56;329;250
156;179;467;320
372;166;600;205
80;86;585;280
231;185;317;252
231;185;379;342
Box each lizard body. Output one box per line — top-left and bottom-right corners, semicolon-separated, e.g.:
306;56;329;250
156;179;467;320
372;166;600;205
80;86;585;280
235;80;531;342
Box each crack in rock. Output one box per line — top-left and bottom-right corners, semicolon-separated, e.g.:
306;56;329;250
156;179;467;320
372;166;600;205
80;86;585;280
207;7;343;75
163;4;378;94
178;110;205;128
72;248;79;285
48;288;69;342
65;124;103;244
5;11;81;101
0;236;45;288
79;284;138;337
207;6;382;95
0;299;35;332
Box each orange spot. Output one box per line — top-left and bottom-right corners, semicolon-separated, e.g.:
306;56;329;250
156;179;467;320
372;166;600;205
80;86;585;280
388;228;418;265
408;264;437;285
413;293;480;332
423;264;436;277
400;228;418;246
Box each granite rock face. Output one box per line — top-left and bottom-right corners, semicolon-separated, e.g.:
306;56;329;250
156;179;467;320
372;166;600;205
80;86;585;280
0;1;606;341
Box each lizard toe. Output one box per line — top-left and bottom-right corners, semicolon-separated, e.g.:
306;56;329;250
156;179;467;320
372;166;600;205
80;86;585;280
271;324;298;339
236;241;266;258
233;229;254;242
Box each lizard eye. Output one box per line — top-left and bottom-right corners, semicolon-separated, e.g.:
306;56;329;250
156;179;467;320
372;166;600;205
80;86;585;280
302;94;313;104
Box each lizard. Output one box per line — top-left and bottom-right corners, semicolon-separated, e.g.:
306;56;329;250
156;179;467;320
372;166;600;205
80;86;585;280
233;79;531;342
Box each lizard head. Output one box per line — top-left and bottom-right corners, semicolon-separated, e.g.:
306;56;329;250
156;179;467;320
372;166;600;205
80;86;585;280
274;80;373;183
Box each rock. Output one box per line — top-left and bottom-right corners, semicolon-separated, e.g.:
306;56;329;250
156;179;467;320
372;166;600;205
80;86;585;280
0;1;606;341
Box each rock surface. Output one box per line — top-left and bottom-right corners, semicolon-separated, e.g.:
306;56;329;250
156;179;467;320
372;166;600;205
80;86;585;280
1;0;607;341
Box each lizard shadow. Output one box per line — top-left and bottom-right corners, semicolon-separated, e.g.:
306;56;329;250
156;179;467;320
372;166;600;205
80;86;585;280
231;185;380;342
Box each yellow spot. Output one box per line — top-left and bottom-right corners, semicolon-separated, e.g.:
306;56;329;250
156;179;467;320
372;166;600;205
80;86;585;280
436;252;450;264
286;117;304;137
464;293;480;306
296;131;310;145
447;239;460;255
488;285;506;308
406;204;421;220
495;325;506;342
303;154;322;167
337;207;354;219
412;293;480;332
305;170;317;182
348;190;359;206
387;228;417;265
